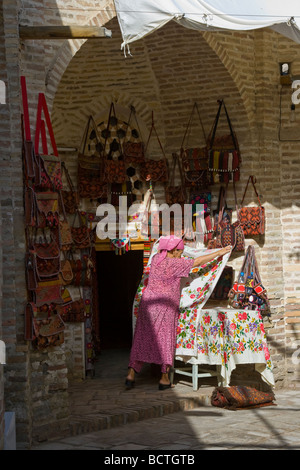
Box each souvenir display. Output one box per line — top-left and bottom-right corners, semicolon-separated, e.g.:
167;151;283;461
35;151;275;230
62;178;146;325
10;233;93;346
22;78;96;365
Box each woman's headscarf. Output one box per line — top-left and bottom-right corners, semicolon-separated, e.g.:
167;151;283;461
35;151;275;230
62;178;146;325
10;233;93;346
156;235;184;264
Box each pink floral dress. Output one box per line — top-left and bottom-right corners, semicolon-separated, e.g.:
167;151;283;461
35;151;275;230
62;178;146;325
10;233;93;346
128;254;194;373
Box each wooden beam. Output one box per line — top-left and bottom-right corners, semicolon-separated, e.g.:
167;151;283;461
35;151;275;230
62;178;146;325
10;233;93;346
19;25;112;40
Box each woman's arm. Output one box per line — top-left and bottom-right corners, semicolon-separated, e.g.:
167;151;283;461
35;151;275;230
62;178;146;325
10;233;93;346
192;245;232;268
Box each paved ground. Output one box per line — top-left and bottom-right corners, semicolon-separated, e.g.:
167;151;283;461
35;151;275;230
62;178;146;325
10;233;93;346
30;349;300;451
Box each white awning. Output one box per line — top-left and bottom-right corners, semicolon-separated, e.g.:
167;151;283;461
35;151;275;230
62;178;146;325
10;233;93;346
114;0;300;53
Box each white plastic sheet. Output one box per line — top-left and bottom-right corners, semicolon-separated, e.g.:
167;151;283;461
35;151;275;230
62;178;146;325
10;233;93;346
114;0;300;53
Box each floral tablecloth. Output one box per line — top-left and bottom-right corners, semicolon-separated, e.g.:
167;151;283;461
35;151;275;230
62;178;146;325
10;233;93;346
175;307;274;387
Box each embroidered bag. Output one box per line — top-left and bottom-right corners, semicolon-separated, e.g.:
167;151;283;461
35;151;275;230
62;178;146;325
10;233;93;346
35;191;59;229
56;298;86;322
180;103;209;188
58;192;73;251
103;103;127;184
30;231;60;281
208;99;241;184
78;115;107;199
140;112;168;182
228;245;270;315
34;278;64;306
61;162;79;214
123;105;145;164
165;153;186;205
238;175;265;236
71;210;91;250
208;183;245;252
60;259;73;285
31;304;65;349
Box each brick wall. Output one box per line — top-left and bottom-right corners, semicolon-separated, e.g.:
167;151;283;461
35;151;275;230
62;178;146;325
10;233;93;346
1;0;300;448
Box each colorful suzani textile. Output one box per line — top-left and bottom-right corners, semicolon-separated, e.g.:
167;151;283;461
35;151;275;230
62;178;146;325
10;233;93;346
132;241;230;332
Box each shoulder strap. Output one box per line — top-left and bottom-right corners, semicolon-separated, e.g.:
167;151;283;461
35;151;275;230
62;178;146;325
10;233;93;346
209;99;238;150
21;76;31;141
145;112;168;162
124;105;144;143
79;115;101;155
181;102;206;149
34;93;58;156
241;175;262;207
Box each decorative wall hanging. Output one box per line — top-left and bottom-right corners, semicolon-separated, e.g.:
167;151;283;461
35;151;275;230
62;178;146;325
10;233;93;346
208;99;241;184
238;175;265;236
180;102;209;188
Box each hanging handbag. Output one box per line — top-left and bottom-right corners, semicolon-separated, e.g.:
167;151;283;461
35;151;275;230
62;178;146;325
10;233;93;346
61;162;79;214
238;175;265;236
78;115;107;199
165;153;186;205
29;231;61;281
58;192;73;251
103;103;127;184
34;278;64;306
208;99;241;184
68;253;94;287
110;181;134;207
34;93;62;191
35;191;59;229
123;105;145;164
180;102;209;188
71;210;91;250
60;259;73;285
208;183;245;252
56;298;86;322
228;245;270;315
140;112;168;182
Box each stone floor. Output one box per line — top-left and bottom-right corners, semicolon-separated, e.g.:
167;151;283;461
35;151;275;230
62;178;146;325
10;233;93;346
29;348;300;451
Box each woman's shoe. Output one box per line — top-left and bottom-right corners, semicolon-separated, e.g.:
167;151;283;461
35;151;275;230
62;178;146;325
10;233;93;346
158;382;173;391
125;379;135;390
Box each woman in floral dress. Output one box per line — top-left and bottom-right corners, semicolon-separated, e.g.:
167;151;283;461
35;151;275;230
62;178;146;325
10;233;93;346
126;235;231;390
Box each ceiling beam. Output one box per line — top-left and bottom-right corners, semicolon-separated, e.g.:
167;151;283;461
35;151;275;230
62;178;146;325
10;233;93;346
19;25;112;40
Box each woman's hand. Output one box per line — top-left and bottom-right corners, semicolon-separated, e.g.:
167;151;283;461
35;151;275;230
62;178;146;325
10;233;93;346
192;245;232;267
218;245;232;257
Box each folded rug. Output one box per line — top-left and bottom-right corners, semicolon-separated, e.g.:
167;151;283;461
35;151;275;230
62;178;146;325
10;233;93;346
211;385;276;410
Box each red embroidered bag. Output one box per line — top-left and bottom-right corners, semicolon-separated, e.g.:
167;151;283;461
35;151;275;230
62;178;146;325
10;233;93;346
238;175;265;236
